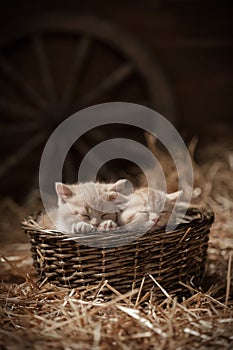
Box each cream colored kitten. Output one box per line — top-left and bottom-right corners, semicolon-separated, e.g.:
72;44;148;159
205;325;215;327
38;179;130;233
118;187;182;229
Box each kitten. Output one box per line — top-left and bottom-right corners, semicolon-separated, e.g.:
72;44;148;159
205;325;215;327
38;179;130;233
118;187;182;230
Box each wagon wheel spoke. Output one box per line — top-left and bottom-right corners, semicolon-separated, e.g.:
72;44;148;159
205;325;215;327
0;98;39;120
79;62;135;107
0;132;44;179
0;54;46;109
0;121;39;136
33;35;57;102
62;35;91;107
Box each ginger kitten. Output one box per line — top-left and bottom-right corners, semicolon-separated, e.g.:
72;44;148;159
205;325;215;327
118;187;182;229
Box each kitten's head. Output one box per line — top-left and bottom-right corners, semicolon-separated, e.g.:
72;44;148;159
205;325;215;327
55;179;132;227
153;190;183;227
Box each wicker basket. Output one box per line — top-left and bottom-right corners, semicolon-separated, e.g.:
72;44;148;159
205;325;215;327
22;206;214;301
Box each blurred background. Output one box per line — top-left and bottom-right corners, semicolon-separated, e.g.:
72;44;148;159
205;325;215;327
0;0;232;242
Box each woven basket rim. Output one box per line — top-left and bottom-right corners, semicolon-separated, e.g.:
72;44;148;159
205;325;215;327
22;204;214;239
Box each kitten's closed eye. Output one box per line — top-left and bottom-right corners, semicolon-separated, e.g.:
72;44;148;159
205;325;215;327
101;213;111;219
81;214;91;220
72;210;90;219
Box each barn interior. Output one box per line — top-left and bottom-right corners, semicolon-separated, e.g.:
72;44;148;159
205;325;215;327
0;1;232;349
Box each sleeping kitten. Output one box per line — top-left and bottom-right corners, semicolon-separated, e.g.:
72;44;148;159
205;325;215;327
118;187;182;229
38;179;131;233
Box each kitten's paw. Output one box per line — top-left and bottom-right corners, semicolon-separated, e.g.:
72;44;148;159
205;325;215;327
98;220;117;231
72;222;95;233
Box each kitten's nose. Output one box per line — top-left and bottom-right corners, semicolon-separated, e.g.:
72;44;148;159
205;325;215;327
91;219;99;227
151;214;159;225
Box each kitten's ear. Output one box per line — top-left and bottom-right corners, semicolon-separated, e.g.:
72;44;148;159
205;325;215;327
108;191;128;203
108;192;129;211
110;179;133;195
166;190;183;202
55;182;73;200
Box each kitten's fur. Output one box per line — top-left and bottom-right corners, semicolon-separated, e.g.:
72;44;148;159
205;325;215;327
38;179;181;233
118;187;182;229
38;180;130;233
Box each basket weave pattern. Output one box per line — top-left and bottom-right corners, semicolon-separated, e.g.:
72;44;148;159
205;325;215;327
22;207;214;300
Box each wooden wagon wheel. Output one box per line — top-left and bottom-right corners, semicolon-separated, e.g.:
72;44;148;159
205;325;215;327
0;15;175;200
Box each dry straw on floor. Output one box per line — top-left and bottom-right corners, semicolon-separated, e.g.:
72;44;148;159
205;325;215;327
0;138;233;350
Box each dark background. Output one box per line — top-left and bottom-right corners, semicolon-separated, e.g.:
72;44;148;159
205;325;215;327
0;0;232;131
0;0;232;201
